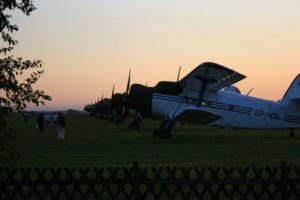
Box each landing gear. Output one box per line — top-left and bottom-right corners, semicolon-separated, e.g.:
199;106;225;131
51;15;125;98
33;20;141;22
129;122;139;130
153;118;176;139
128;114;144;130
290;128;296;137
108;115;115;122
153;128;171;139
114;115;123;125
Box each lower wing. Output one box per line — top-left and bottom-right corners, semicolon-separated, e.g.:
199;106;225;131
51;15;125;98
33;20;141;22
176;108;222;124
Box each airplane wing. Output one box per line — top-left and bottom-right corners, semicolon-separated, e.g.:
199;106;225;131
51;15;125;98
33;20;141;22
176;108;222;124
179;62;246;99
292;98;300;103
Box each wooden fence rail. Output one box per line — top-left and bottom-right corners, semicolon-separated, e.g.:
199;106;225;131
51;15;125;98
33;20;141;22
0;161;300;199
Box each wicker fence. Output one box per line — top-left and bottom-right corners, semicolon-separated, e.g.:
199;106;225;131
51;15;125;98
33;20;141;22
0;161;300;199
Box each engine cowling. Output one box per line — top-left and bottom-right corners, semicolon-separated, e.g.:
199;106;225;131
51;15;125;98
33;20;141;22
128;81;183;116
111;93;124;114
154;81;182;95
129;84;154;115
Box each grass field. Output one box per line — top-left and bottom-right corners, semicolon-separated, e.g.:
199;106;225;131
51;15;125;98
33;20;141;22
3;114;300;168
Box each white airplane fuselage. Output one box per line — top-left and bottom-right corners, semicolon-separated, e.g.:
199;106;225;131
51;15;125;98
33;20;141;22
152;91;300;129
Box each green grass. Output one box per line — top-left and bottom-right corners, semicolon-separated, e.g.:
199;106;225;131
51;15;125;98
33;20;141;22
3;114;300;167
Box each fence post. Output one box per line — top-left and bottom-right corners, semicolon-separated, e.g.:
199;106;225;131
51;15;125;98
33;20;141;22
280;161;288;199
132;161;141;200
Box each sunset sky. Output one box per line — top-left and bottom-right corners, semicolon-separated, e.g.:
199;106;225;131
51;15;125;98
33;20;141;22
9;0;300;111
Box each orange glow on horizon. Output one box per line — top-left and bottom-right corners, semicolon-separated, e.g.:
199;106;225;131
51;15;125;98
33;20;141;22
9;0;300;111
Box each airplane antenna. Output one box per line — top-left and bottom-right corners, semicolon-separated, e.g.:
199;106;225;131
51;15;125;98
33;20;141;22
246;88;254;96
177;66;182;82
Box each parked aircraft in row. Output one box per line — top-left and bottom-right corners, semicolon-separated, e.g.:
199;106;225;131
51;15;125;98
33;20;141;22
126;62;300;138
87;62;300;139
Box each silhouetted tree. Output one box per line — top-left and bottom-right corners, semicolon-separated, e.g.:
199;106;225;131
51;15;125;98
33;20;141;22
0;0;51;162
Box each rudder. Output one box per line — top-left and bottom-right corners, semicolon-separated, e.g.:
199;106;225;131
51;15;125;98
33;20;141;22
282;74;300;102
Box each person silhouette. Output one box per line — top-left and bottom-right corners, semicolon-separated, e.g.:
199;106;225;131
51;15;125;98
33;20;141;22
57;112;66;139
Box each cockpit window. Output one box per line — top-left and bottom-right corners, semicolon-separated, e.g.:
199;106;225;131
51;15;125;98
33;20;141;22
222;86;241;94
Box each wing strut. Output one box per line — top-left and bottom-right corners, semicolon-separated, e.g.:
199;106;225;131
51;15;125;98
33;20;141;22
196;76;216;107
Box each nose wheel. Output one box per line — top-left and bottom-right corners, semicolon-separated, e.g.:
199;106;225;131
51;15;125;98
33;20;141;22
153;128;171;139
114;115;123;125
128;114;144;130
290;128;296;137
153;118;176;139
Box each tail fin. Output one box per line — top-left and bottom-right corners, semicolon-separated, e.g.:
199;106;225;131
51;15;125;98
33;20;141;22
282;74;300;103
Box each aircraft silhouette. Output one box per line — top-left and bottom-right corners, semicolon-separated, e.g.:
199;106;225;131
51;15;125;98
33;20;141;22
122;62;300;139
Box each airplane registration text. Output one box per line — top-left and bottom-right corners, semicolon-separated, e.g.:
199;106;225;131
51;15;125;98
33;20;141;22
254;109;281;120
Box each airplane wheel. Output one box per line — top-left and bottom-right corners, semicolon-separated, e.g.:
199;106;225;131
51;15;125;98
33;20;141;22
114;118;123;125
158;130;171;139
135;125;140;130
153;129;160;138
129;122;139;130
128;123;134;129
290;129;296;137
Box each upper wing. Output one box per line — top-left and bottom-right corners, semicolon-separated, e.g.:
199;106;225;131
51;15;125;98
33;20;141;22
179;62;246;99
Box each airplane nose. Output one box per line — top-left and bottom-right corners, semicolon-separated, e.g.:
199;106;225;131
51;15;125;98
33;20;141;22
111;93;124;114
129;84;153;115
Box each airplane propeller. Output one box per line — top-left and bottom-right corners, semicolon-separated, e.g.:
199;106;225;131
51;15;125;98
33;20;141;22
110;84;115;114
110;65;182;124
177;66;181;82
111;84;115;99
126;69;131;95
121;69;131;119
109;69;132;123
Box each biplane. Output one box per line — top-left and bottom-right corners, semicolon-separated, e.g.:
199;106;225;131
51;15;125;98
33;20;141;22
127;62;300;138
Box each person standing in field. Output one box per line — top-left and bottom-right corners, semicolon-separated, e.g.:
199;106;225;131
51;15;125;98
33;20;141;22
37;113;44;133
44;113;50;127
52;113;58;124
57;112;66;139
